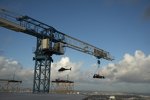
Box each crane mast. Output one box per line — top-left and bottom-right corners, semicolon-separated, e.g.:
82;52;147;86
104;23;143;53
0;9;113;93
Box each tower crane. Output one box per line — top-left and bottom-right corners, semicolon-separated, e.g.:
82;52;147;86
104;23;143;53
0;8;114;93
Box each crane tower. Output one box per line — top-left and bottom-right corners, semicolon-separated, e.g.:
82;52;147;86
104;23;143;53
0;8;114;93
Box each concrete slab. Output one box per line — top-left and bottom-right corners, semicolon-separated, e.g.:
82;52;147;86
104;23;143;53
0;93;85;100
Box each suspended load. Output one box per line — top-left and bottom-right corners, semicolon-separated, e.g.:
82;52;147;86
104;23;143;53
93;60;105;79
93;74;105;79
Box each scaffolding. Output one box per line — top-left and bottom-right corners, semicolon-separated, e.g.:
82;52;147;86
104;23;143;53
51;79;74;94
0;79;22;92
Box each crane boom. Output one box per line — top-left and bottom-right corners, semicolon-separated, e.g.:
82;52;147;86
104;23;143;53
0;8;114;93
0;8;113;60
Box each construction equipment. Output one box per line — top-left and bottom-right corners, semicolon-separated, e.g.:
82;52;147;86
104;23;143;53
93;60;105;79
0;8;114;93
51;78;74;93
0;79;22;92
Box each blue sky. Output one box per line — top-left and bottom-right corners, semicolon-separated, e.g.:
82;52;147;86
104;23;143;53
0;0;150;93
0;0;150;65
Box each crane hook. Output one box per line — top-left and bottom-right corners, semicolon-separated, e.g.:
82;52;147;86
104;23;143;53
97;60;100;68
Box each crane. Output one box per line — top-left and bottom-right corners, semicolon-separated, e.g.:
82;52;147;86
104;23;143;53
0;8;114;93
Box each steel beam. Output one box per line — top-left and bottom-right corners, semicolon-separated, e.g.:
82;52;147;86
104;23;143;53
33;38;52;93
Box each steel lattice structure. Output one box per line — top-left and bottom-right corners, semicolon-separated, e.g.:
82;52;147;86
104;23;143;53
0;8;114;93
0;79;22;92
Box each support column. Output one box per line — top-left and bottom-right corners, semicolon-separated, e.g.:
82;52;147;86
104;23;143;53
33;55;52;93
33;38;53;93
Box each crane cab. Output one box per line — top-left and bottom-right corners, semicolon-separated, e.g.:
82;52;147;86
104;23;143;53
41;38;65;55
42;38;50;49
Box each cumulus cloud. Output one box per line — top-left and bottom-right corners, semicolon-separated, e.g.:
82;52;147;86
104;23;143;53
0;56;33;88
102;50;150;83
0;56;84;88
51;57;82;81
0;55;96;88
0;50;150;91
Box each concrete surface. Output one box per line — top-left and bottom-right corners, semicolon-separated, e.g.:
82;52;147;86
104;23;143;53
0;93;86;100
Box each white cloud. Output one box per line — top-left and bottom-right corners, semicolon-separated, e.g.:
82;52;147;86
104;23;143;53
0;50;150;93
102;50;150;83
51;57;82;81
0;56;33;88
0;56;83;88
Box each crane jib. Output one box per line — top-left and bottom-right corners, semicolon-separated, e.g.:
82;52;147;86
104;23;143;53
0;8;113;60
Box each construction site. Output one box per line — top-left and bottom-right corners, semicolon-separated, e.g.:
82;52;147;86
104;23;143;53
0;8;113;93
0;8;111;100
0;2;150;99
